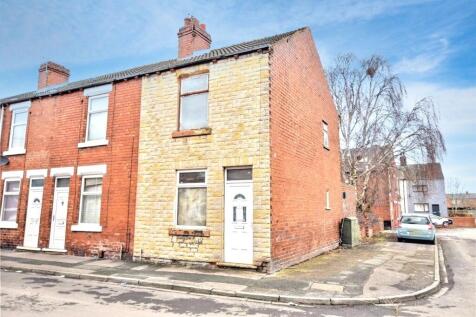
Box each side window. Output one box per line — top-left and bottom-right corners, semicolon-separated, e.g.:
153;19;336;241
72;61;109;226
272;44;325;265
1;179;21;223
323;121;329;149
179;74;209;130
325;190;331;210
86;95;108;142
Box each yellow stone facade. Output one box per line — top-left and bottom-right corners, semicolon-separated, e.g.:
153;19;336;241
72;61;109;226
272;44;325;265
134;52;271;265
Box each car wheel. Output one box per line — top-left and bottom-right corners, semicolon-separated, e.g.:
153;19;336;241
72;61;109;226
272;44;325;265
431;238;436;245
443;221;449;228
397;237;404;242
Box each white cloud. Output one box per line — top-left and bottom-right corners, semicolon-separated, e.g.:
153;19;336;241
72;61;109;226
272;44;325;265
405;82;476;136
394;36;450;74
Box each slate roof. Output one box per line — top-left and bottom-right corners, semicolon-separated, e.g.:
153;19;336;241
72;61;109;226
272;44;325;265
0;28;305;105
399;162;445;180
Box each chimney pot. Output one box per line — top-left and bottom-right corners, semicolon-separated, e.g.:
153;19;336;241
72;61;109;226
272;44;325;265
178;16;211;58
399;154;407;166
38;61;70;89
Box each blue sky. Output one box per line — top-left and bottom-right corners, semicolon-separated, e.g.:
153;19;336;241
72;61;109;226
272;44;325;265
1;0;475;191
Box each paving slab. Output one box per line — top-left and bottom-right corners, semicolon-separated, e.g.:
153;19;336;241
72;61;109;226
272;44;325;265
0;238;436;304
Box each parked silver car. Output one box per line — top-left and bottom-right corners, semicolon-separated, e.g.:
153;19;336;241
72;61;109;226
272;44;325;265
397;214;436;244
429;215;453;227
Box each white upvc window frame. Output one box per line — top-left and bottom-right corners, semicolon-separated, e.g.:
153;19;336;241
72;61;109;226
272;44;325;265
175;169;207;229
4;101;31;156
71;175;103;232
414;203;429;213
323;121;329;150
78;84;112;148
0;178;21;228
85;94;108;142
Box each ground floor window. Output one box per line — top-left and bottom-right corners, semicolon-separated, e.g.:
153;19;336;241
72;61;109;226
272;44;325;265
1;179;21;222
79;176;103;224
176;170;207;227
414;203;429;213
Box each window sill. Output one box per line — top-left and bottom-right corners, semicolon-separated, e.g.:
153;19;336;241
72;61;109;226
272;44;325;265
3;148;26;156
71;224;102;232
169;228;210;237
0;221;18;229
78;140;109;148
172;128;212;138
325;208;331;211
323;145;330;151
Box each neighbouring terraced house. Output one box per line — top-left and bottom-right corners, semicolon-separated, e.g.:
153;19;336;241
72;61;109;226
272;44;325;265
0;17;344;271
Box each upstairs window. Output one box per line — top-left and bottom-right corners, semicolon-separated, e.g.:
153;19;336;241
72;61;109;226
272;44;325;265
86;95;108;142
412;184;428;192
6;101;31;154
179;74;209;130
1;179;21;223
323;121;329;149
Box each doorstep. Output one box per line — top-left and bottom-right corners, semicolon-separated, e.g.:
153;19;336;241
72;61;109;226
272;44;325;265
41;248;67;254
216;262;257;270
16;246;42;252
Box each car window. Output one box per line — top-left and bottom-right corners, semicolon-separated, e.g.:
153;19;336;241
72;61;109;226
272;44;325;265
401;216;430;225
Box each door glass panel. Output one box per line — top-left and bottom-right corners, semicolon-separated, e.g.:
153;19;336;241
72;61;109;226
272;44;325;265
227;168;252;181
56;178;70;188
31;179;44;187
232;194;246;223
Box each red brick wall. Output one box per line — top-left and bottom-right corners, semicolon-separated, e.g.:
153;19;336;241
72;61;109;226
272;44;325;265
269;28;344;270
0;79;140;258
368;163;401;231
342;183;357;218
451;216;476;228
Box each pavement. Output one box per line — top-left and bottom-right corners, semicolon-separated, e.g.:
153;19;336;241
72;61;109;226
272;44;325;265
0;236;439;305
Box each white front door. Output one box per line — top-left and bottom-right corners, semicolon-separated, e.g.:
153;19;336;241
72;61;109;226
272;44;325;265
49;178;70;250
224;168;253;264
23;178;45;248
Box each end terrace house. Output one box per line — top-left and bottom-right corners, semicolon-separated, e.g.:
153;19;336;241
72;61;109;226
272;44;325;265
0;61;141;257
134;18;344;271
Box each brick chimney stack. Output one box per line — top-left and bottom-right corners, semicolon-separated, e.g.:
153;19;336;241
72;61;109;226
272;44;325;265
38;61;70;89
399;154;407;166
178;16;211;58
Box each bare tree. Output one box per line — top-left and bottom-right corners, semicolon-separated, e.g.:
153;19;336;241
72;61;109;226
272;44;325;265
327;54;446;215
446;177;468;215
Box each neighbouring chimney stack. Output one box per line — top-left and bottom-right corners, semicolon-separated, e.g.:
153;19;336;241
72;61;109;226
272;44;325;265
38;61;70;89
400;154;407;166
178;16;211;58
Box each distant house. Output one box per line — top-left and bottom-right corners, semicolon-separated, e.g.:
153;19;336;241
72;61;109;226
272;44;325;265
398;162;448;217
343;146;401;231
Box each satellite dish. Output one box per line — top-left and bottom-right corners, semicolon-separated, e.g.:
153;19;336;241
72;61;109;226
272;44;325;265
0;156;9;166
